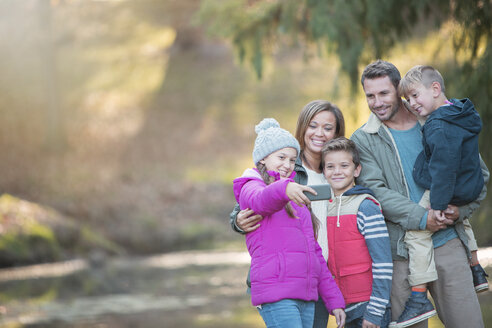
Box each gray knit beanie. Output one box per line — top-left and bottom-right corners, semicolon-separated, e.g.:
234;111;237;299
252;118;300;165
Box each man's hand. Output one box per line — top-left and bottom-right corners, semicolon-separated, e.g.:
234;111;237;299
426;209;453;232
237;208;263;232
362;319;378;328
332;308;346;328
285;182;314;206
434;210;447;222
443;204;460;222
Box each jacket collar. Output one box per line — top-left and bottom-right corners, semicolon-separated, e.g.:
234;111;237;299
361;101;425;134
362;113;382;134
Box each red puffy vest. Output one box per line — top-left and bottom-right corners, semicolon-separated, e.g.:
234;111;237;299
326;193;380;304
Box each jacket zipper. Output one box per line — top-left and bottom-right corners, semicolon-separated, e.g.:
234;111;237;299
336;193;344;227
303;219;311;299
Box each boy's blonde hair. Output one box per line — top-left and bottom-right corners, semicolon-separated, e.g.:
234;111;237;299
399;65;446;97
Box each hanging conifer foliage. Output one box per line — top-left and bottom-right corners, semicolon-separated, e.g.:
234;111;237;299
198;0;492;243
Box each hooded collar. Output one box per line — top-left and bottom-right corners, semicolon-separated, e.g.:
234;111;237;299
233;167;296;202
426;98;481;134
239;168;296;181
330;185;376;227
331;185;376;199
342;184;376;197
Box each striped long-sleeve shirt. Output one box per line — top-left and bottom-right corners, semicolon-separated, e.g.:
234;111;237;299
345;198;393;326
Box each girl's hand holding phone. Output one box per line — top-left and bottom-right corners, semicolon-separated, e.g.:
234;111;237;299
285;182;315;206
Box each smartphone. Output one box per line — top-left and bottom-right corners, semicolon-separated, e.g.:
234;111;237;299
303;184;332;201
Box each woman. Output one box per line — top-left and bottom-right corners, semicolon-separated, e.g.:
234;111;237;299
231;99;345;328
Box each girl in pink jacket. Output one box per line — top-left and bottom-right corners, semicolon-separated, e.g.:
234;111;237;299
233;118;345;328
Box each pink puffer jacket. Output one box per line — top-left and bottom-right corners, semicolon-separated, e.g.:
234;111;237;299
233;169;345;312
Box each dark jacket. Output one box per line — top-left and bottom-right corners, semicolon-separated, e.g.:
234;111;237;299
351;111;489;260
413;98;484;210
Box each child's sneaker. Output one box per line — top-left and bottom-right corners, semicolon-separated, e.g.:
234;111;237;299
389;292;436;328
471;264;489;293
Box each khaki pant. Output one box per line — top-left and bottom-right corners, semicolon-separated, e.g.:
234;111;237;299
404;220;477;286
405;191;478;285
391;238;484;328
464;218;479;251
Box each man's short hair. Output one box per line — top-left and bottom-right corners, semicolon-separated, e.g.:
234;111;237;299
361;59;401;90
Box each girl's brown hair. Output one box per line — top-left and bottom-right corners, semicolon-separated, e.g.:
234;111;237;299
256;162;297;218
256;163;320;239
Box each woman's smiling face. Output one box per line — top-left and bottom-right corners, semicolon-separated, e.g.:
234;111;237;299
303;110;337;157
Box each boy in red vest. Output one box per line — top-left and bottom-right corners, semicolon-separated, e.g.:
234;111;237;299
322;137;393;328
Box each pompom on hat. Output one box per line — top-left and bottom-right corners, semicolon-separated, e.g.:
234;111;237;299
252;118;300;164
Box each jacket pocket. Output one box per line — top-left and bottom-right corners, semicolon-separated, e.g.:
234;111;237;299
339;262;372;296
339;262;371;277
284;251;308;278
251;253;279;283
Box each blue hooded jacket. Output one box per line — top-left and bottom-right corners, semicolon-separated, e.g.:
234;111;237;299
413;98;484;210
343;184;377;197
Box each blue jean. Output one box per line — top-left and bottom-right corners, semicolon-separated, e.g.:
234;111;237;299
257;299;315;328
313;296;329;328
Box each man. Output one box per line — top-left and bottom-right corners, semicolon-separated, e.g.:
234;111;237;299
350;59;488;328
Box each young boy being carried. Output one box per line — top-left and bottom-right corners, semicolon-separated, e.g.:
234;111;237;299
322;137;393;328
392;65;489;327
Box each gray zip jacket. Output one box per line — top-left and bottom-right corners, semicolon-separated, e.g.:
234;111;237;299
351;112;489;261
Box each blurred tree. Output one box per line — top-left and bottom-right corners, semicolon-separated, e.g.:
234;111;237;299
40;0;65;152
198;0;492;244
197;0;490;88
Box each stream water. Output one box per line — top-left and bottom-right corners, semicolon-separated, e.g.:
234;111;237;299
0;250;260;327
0;249;491;328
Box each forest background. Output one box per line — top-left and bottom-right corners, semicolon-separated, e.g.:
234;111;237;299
0;0;491;267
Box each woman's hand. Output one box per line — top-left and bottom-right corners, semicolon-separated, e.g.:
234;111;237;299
332;308;346;328
285;182;315;206
237;208;263;232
